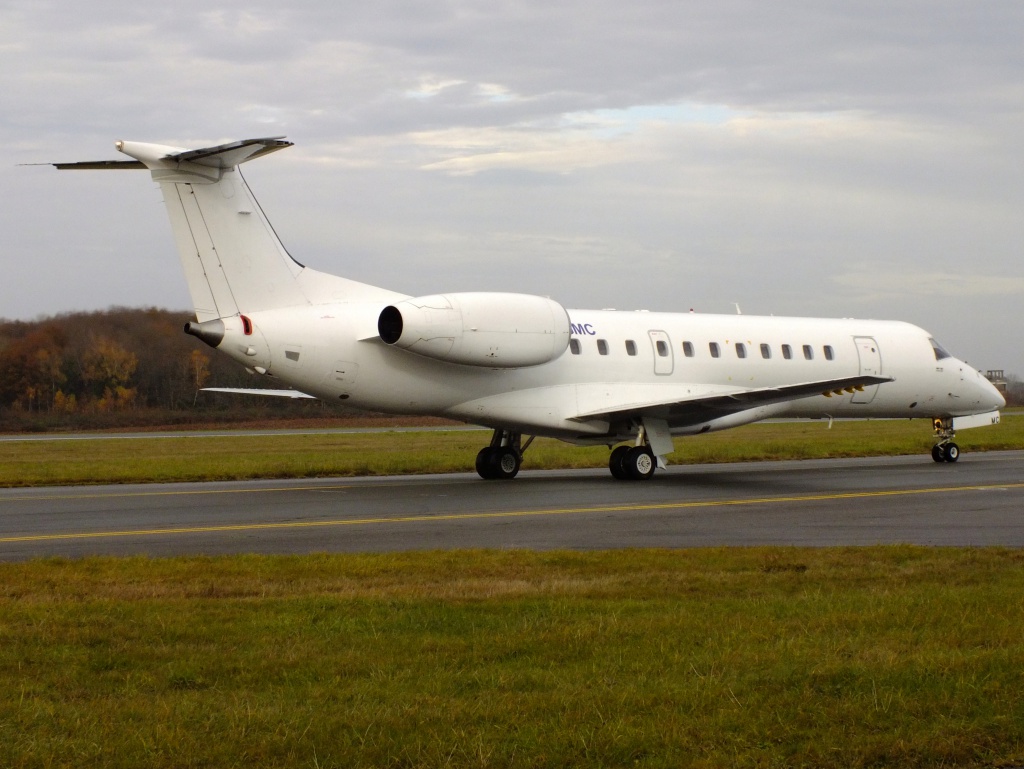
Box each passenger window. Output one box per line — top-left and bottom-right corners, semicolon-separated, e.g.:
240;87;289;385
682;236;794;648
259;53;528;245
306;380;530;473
656;340;669;357
682;341;695;357
569;339;581;355
824;345;834;361
709;342;721;358
760;343;771;359
625;340;637;356
736;343;747;359
782;344;792;360
597;339;609;355
803;344;813;360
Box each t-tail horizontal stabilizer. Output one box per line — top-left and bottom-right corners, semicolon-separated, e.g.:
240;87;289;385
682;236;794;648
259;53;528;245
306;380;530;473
51;137;292;178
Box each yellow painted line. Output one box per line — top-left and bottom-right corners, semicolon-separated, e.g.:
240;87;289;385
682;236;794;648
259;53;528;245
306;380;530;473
1;481;1021;544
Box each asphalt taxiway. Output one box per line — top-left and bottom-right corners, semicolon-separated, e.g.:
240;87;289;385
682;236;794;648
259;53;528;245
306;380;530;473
1;451;1022;560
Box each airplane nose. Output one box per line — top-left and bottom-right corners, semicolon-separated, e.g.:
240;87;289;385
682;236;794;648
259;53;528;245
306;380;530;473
975;369;1006;410
988;380;1007;410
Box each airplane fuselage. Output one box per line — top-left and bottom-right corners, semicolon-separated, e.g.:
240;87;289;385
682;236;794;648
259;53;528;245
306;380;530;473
220;304;1002;445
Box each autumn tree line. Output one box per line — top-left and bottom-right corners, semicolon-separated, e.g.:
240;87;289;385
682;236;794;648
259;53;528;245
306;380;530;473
0;308;330;430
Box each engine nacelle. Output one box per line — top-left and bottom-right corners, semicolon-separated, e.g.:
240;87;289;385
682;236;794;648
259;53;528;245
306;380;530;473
378;292;570;368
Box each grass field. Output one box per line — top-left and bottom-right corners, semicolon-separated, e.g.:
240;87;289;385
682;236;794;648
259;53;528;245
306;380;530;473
1;415;1023;487
3;419;1023;767
1;548;1023;768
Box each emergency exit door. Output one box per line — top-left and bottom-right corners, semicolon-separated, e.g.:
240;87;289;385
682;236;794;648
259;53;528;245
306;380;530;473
648;330;674;375
852;336;882;404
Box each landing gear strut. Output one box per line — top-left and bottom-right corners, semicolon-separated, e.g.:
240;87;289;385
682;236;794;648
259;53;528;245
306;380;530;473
931;418;960;463
476;430;533;480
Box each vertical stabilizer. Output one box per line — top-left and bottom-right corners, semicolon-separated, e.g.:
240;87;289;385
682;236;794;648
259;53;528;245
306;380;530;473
118;138;306;321
159;164;310;320
55;137;406;322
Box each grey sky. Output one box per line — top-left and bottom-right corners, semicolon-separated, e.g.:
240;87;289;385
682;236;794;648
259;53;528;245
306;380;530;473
3;0;1022;374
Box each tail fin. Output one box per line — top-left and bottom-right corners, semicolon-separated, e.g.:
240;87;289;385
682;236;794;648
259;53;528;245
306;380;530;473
56;137;403;321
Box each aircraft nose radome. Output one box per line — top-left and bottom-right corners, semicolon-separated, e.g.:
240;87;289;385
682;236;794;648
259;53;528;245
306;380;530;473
974;369;1006;410
988;380;1007;410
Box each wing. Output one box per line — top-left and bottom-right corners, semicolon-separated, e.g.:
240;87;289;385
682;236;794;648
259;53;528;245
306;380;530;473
572;374;893;428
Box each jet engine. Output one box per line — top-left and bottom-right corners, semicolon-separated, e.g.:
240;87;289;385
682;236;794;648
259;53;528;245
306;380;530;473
378;292;570;368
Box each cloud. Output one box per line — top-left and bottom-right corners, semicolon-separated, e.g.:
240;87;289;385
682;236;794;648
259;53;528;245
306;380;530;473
834;270;1024;301
2;0;1022;373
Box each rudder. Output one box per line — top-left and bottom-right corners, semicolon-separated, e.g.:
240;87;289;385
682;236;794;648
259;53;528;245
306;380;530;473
159;164;307;320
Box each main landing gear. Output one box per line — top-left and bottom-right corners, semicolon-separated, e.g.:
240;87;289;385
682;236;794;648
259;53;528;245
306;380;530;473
608;421;666;481
931;417;960;463
609;444;657;480
476;429;534;480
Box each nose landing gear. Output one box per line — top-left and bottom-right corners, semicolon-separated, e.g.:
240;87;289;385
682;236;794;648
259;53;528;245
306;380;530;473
931;418;960;463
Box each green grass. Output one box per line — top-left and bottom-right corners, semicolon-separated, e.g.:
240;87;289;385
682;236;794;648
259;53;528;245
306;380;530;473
1;548;1023;768
2;416;1023;487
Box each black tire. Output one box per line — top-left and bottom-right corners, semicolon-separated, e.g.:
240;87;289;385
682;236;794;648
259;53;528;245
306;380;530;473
609;445;632;479
943;442;960;463
492;447;522;479
475;447;496;479
624;446;656;480
931;445;945;463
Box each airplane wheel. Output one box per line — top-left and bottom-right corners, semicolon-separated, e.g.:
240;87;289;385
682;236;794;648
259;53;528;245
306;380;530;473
475;447;496;479
931;445;945;463
624;446;656;480
943;442;960;463
609;446;631;479
492;448;521;479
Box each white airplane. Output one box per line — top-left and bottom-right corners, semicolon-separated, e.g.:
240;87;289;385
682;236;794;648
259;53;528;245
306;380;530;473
52;137;1005;480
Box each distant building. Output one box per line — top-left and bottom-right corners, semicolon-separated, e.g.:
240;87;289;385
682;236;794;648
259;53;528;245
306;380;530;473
984;370;1008;393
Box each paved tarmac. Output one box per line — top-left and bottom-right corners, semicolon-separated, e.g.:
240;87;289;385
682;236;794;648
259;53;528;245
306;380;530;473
1;451;1022;560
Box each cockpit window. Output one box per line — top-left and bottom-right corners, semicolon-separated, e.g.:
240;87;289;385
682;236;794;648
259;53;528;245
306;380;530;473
929;338;952;361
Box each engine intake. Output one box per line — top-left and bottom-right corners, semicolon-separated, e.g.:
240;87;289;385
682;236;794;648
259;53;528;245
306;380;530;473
378;292;570;368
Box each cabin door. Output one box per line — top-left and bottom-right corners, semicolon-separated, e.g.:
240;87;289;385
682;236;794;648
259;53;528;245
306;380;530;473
852;336;881;404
